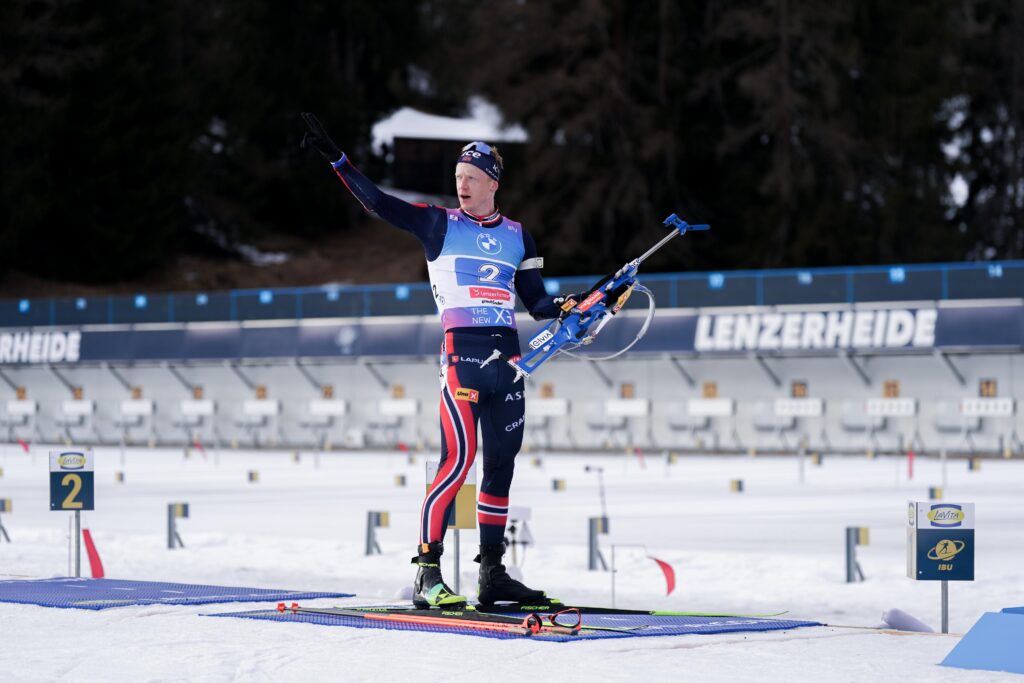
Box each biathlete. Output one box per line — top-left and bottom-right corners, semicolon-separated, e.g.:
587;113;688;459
302;112;576;608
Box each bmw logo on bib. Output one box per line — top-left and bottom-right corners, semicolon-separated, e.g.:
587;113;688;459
477;233;501;255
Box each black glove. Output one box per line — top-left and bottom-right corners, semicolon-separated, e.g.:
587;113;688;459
605;280;634;309
301;112;343;162
556;292;587;320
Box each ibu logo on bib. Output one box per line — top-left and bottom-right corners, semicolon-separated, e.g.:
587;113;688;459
477;233;501;255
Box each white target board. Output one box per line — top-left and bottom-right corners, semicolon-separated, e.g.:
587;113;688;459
774;398;823;417
120;400;154;416
6;400;37;415
378;399;418;417
243;399;280;416
309;399;347;416
605;399;650;417
61;400;95;416
180;399;215;416
526;398;569;417
687;398;735;417
866;398;917;417
960;398;1015;417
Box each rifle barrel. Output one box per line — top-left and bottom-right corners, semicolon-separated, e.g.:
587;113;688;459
636;229;680;265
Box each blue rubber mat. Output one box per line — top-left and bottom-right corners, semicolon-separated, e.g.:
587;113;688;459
209;608;821;642
0;578;353;610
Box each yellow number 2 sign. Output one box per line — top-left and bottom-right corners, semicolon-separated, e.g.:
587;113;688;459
49;451;94;511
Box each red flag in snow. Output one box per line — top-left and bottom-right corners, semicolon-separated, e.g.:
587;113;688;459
649;556;675;595
192;438;207;459
397;442;409;452
82;528;105;578
634;447;646;469
16;438;29;453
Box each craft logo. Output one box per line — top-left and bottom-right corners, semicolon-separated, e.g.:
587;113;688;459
504;415;525;432
57;452;87;470
469;287;511;302
529;329;554;350
0;331;82;364
476;233;501;255
454;388;479;403
694;308;937;352
927;539;966;562
927;504;964;528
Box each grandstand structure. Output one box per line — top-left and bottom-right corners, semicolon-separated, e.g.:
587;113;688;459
0;260;1021;456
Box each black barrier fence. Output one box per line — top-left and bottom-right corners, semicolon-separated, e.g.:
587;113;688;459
2;261;1021;328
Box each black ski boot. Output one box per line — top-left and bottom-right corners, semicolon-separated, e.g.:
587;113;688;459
475;542;547;605
411;541;468;609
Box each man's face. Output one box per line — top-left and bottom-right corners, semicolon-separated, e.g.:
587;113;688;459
455;162;498;215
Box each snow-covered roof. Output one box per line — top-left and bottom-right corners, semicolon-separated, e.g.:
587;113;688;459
371;96;527;153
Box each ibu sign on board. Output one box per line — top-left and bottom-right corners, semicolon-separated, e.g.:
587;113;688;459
907;502;974;581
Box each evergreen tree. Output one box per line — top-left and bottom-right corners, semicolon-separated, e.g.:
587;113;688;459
0;0;101;279
697;0;864;267
449;0;711;274
947;0;1024;259
847;1;963;265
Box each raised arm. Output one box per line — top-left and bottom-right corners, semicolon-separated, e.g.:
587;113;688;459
301;112;446;259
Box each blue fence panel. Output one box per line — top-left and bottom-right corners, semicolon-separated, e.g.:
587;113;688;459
946;264;1024;300
0;299;52;327
172;292;233;322
852;268;944;302
111;294;172;324
365;285;436;317
298;289;364;319
677;273;759;308
762;271;848;305
52;297;110;325
233;291;300;321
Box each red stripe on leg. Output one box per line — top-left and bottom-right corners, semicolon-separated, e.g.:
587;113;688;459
420;388;461;542
478;492;509;507
445;365;477;461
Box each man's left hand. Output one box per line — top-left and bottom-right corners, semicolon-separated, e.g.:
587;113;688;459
301;112;343;163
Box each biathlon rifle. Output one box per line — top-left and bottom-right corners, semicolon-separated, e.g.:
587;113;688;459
481;213;709;382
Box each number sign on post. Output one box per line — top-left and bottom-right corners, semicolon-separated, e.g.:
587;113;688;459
49;451;94;511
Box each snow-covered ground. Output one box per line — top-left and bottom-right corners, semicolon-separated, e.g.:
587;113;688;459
0;443;1020;682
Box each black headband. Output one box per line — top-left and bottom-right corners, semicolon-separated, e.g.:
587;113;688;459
457;141;502;182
